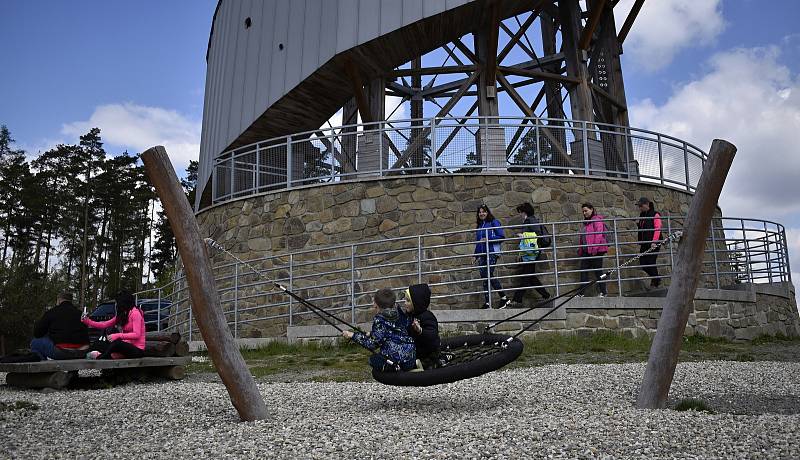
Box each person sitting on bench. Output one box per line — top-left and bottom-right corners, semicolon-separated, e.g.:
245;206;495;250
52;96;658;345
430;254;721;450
30;292;90;360
82;290;145;359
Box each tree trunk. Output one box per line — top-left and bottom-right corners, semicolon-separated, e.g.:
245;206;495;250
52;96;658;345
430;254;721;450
636;139;736;409
141;145;268;422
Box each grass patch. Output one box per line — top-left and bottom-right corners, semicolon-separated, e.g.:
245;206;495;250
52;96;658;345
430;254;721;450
0;401;39;413
523;331;652;355
674;398;714;413
182;331;800;383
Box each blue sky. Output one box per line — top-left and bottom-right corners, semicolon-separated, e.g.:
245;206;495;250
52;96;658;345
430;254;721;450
1;0;799;282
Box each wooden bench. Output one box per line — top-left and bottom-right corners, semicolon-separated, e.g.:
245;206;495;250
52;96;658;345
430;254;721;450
0;356;192;389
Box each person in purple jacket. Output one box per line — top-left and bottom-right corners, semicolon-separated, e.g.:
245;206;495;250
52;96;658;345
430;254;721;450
474;205;508;309
578;203;609;297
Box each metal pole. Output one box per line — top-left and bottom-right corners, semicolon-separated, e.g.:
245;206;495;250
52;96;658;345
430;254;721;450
485;233;492;304
212;160;218;204
667;216;676;284
535;120;541;172
764;221;773;283
350;246;356;324
234;262;239;338
379;123;384;176
255;145;261;191
781;227;792;284
157;288;162;332
657;134;664;185
229;157;235;198
582;121;590;176
431;118;438;175
683;142;691;191
710;218;720;288
286;137;293;188
741;220;753;284
552;223;559;297
418;235;423;284
613;219;623;296
188;302;192;342
288;254;294;326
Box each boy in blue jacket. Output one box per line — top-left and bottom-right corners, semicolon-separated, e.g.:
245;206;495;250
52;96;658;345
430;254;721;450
343;288;416;371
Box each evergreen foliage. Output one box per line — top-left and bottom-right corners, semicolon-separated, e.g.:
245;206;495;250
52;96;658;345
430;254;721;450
0;124;194;353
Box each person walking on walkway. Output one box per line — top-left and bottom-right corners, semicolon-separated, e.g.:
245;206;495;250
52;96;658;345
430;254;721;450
474;205;508;309
636;196;663;289
578;203;609;297
503;202;551;308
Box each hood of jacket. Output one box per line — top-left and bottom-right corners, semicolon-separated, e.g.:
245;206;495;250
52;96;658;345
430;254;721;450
407;283;431;314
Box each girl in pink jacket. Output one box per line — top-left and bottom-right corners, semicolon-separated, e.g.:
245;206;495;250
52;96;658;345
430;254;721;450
82;290;145;359
578;203;609;296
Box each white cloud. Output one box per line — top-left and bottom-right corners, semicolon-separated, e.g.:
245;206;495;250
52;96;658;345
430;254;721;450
61;103;201;174
629;46;800;221
615;0;725;71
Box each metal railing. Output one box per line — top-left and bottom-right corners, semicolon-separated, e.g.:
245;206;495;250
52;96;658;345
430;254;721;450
210;117;707;206
142;216;790;340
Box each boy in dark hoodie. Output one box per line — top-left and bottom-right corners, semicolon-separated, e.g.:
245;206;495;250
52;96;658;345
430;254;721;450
403;283;443;370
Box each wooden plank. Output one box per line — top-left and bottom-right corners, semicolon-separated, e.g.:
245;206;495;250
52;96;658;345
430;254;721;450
636;140;737;409
579;0;607;50
388;65;476;77
6;371;73;389
141;146;268;422
617;0;645;45
496;71;574;167
144;341;176;357
0;356;192;374
145;331;181;344
498;66;580;85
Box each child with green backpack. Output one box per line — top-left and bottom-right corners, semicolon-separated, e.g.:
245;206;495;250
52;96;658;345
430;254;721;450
503;203;552;309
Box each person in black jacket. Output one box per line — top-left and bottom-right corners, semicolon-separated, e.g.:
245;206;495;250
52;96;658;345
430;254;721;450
503;203;552;309
403;283;442;369
30;292;90;360
635;197;663;289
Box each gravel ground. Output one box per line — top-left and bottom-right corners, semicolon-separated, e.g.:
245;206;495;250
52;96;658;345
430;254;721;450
1;361;799;459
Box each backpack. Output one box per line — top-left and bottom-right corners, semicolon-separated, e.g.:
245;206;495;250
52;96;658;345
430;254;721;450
519;231;541;261
537;224;552;248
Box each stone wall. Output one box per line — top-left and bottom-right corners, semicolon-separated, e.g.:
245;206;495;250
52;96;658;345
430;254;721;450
188;174;742;339
197;174;698;255
435;285;800;341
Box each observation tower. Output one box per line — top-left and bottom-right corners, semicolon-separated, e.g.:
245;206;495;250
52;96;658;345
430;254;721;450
178;0;797;342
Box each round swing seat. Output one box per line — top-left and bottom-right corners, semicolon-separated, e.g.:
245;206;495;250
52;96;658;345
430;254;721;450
372;333;524;387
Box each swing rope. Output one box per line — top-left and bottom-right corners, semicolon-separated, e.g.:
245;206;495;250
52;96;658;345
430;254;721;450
204;238;403;369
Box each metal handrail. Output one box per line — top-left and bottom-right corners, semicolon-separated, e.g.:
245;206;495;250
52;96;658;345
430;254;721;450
208;116;708;207
146;215;790;338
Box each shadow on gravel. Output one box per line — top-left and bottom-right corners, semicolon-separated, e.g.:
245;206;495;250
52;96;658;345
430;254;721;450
669;393;800;416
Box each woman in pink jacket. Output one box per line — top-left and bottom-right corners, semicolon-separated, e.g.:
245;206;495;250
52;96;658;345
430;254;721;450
578;203;609;296
82;290;145;359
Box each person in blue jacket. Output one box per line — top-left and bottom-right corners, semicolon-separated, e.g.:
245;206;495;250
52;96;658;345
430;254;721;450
343;288;416;371
474;205;508;309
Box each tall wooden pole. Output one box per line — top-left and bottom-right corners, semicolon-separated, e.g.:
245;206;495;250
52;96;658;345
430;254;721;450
141;146;268;421
636;139;737;409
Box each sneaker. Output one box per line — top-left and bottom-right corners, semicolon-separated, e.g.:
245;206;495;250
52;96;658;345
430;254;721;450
498;298;514;309
482;302;491;309
598;293;607;298
86;351;101;360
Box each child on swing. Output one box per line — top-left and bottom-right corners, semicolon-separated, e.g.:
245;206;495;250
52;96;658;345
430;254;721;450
342;288;416;372
402;283;446;370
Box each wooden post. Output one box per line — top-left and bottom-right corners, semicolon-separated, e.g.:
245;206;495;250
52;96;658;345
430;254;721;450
141;146;268;421
636;139;737;409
